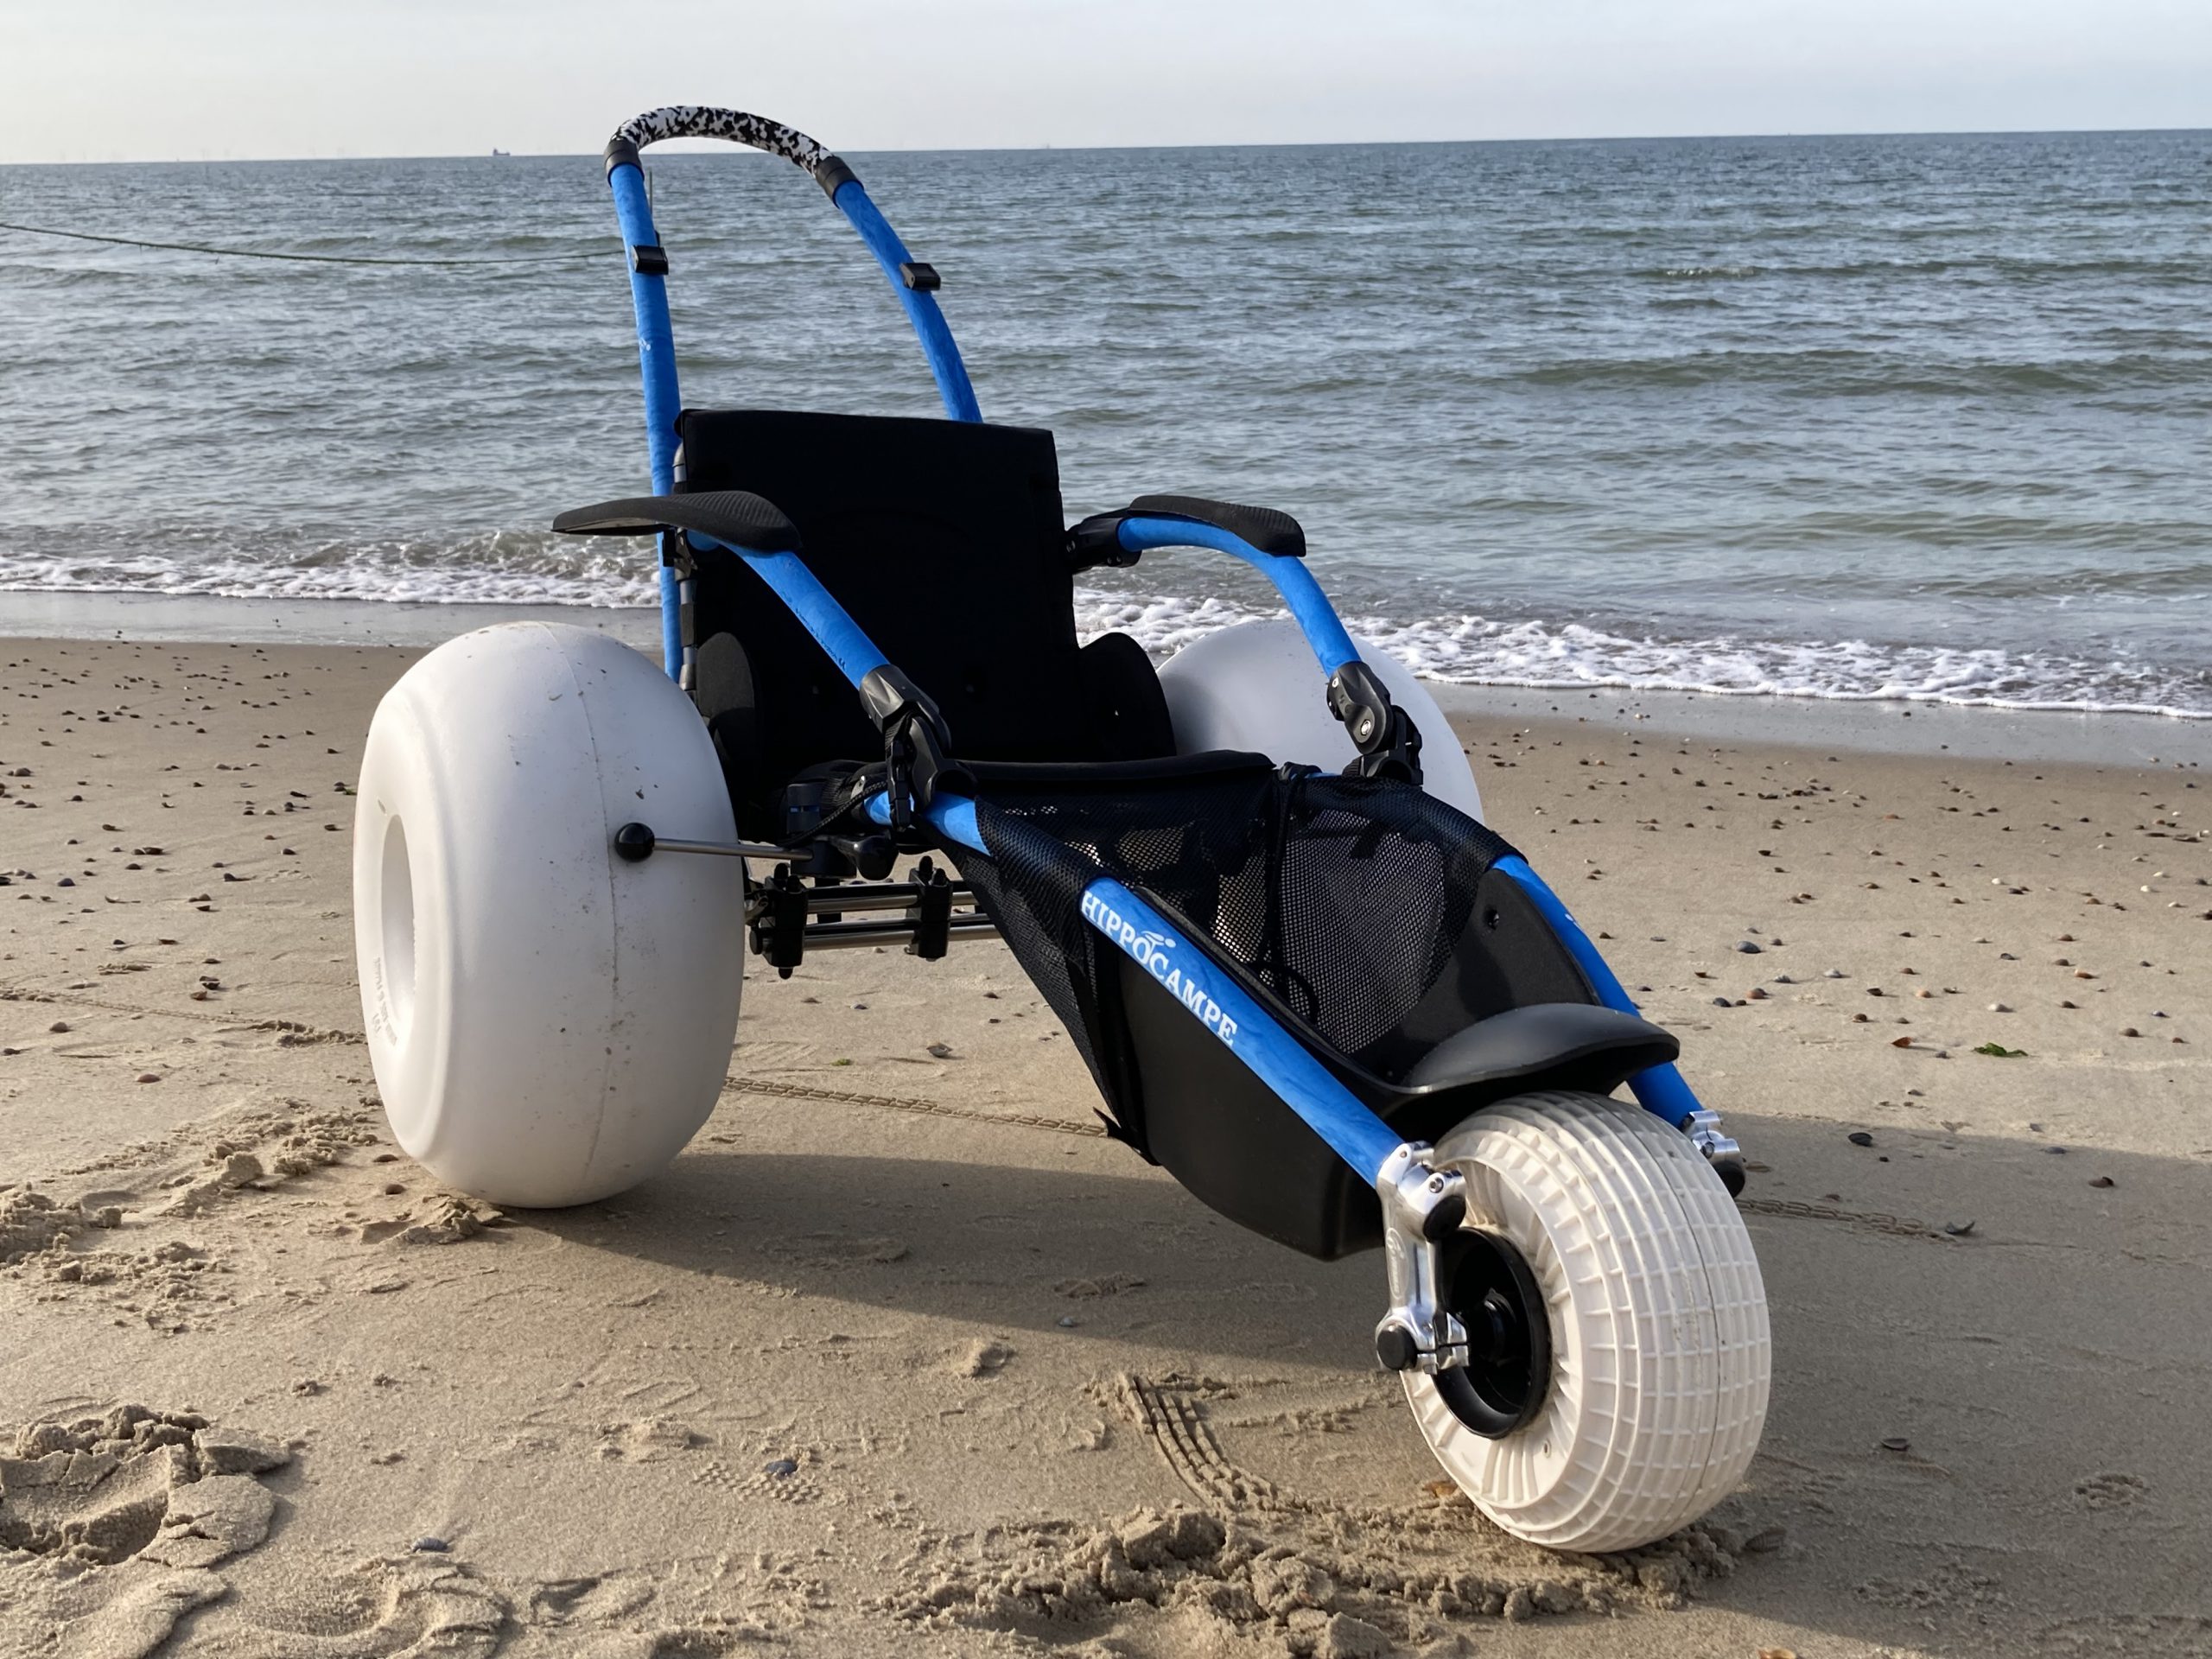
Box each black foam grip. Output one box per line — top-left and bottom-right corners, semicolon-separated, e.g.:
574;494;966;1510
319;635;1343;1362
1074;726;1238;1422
1127;493;1306;558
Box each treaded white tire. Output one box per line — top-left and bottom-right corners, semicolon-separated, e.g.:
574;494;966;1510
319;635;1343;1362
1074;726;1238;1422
353;623;745;1208
1407;1091;1769;1552
1156;618;1482;820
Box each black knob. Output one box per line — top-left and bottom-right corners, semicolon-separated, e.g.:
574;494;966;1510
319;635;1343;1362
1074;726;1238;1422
613;822;656;862
1375;1322;1420;1373
854;834;896;880
1421;1192;1468;1243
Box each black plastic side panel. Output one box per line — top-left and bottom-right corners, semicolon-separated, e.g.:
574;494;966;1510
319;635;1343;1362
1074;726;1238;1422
1119;955;1376;1257
1118;862;1651;1260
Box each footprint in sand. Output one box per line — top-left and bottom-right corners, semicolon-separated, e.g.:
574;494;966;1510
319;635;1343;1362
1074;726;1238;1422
594;1417;705;1462
2072;1471;2147;1511
184;1554;507;1657
0;1405;290;1658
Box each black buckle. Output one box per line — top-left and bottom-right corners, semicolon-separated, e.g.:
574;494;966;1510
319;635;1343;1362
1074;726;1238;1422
1326;661;1424;785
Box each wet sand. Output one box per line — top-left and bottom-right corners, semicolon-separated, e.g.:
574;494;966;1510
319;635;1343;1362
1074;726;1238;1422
2;636;2207;1657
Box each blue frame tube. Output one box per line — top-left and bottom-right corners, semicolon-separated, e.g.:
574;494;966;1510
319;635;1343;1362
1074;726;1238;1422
1493;855;1706;1128
831;181;982;423
692;536;888;685
1116;516;1360;675
867;790;1406;1182
608;160;686;679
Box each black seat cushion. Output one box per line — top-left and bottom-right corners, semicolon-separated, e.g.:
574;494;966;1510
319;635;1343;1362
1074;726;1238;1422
677;409;1174;833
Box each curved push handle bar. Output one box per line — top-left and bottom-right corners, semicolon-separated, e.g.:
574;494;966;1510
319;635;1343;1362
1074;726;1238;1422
603;105;850;196
601;105;980;428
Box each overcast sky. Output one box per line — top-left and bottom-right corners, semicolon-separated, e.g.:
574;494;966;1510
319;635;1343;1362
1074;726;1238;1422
3;1;2208;164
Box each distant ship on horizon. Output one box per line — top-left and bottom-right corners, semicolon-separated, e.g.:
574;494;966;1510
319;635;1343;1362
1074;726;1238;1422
491;148;511;157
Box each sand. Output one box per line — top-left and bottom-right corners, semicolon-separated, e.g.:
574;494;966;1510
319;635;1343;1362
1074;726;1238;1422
1;635;2207;1658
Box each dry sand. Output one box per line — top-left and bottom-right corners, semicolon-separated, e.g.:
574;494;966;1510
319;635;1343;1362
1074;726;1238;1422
1;636;2207;1658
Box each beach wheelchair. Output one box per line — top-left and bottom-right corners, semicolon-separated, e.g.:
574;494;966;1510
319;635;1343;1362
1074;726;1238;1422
351;107;1770;1552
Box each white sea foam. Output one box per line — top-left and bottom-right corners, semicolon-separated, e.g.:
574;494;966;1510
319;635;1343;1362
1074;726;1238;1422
1073;588;2212;721
0;537;658;611
2;545;2203;721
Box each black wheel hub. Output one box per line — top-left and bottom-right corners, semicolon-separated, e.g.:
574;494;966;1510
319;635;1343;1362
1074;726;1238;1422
1431;1228;1551;1439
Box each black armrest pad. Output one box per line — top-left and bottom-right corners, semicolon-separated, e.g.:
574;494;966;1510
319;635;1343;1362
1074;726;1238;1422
552;490;801;555
1127;493;1306;557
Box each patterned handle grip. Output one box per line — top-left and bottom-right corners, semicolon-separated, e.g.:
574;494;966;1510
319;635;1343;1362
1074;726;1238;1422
606;106;849;194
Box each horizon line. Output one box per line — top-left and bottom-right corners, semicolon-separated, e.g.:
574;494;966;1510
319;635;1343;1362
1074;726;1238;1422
5;123;2208;168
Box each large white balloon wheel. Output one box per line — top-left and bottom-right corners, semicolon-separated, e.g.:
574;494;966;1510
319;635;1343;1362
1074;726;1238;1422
1402;1091;1771;1554
353;622;746;1210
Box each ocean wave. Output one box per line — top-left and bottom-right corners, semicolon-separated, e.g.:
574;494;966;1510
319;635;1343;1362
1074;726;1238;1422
1073;590;2212;721
0;531;658;609
2;541;2203;721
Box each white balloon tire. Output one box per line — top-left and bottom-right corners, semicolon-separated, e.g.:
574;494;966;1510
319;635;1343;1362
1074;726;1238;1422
1406;1091;1770;1553
1154;617;1483;820
353;623;746;1209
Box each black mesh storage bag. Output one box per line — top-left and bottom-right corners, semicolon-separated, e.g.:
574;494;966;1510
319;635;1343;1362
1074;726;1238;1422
946;760;1535;1152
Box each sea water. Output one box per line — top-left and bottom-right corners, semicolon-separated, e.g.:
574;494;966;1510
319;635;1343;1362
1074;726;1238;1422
2;131;2206;716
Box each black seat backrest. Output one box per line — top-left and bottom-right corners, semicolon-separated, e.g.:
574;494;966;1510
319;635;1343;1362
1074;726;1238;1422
677;409;1172;834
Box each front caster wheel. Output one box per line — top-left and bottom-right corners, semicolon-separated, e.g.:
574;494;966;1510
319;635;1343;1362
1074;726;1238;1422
1404;1091;1770;1553
353;623;746;1209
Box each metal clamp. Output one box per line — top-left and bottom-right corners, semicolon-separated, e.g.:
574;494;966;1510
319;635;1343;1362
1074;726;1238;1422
1679;1107;1748;1194
1370;1142;1470;1378
1677;1107;1740;1162
1325;660;1424;785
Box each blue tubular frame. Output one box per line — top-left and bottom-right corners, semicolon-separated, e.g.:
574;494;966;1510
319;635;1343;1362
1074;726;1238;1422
599;105;1714;1171
689;536;888;684
607;162;687;678
1116;516;1360;676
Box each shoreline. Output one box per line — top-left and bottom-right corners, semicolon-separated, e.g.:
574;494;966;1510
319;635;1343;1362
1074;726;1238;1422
3;588;2208;770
